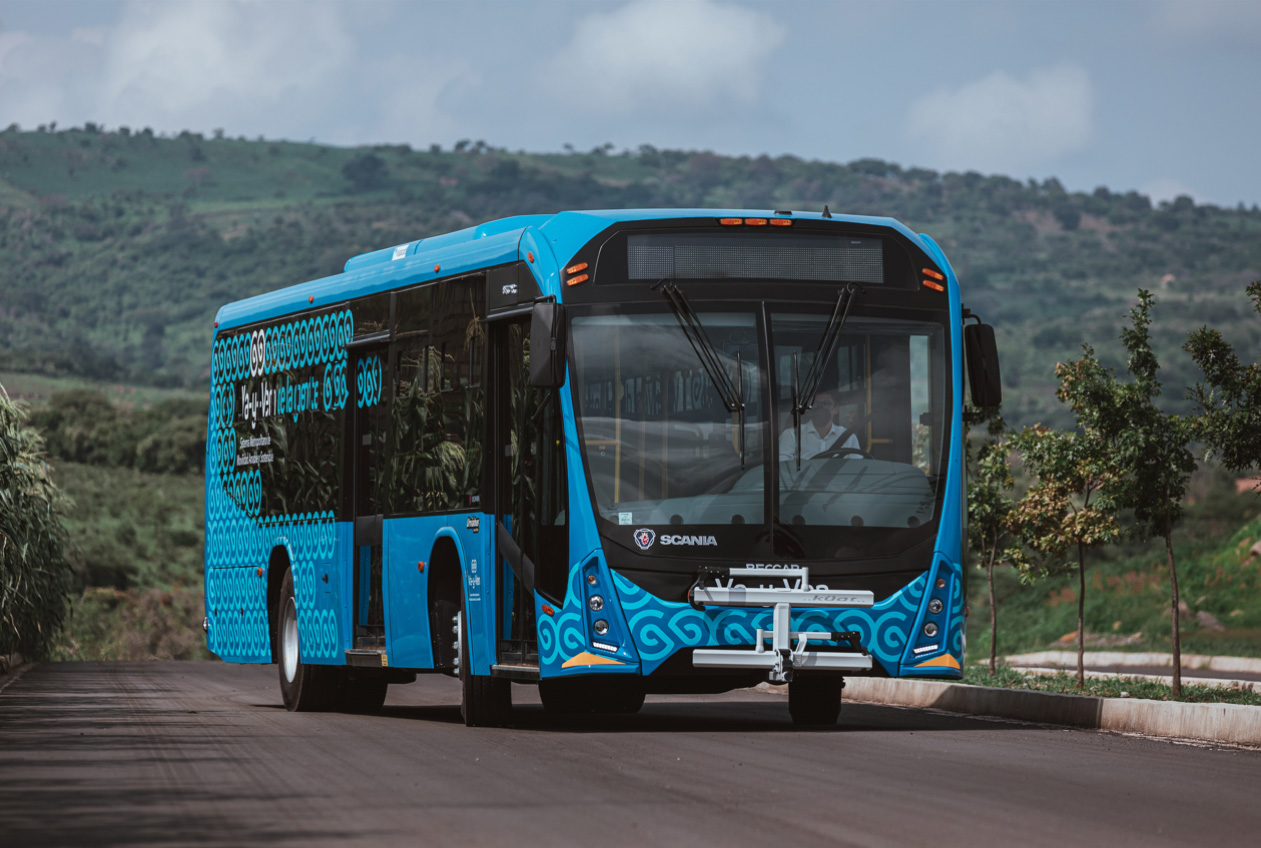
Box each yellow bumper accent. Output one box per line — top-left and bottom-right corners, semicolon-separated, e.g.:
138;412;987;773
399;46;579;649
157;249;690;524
561;651;626;669
914;653;961;670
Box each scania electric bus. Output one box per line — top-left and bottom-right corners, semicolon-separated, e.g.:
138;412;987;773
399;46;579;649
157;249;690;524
203;208;1001;725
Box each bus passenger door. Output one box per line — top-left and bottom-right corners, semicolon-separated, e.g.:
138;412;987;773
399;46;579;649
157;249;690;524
490;316;568;667
347;345;388;652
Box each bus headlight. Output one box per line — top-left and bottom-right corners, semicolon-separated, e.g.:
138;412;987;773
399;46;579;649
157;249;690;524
593;619;609;636
588;595;605;611
928;599;943;614
923;622;939;638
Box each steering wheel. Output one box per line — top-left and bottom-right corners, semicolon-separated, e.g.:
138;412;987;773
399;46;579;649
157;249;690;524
811;445;873;460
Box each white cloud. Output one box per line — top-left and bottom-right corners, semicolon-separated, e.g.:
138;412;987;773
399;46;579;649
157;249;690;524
0;1;467;144
98;1;358;134
905;64;1094;175
542;0;786;116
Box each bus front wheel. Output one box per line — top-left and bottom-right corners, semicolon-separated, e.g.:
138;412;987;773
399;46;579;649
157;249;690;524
277;569;339;712
457;603;511;727
788;675;842;725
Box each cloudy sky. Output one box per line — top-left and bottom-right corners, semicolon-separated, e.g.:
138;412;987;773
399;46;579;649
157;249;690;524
2;0;1259;206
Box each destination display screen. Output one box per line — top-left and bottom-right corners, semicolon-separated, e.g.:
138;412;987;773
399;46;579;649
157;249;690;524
626;232;885;284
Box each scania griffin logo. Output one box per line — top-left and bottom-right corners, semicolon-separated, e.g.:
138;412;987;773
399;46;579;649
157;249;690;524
633;528;656;550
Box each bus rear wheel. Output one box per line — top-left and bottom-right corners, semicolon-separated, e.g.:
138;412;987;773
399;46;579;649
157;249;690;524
788;675;843;725
277;569;339;712
337;676;388;713
457;604;511;727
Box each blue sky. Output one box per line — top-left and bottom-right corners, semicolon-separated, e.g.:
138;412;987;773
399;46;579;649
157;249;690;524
2;0;1259;206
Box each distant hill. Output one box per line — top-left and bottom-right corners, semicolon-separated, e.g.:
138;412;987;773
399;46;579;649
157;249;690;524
2;125;1259;424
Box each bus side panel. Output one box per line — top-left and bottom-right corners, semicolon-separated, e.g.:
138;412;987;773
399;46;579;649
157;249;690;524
896;233;966;679
384;515;489;670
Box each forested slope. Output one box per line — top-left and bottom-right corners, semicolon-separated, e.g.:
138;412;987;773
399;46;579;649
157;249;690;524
2;126;1259;424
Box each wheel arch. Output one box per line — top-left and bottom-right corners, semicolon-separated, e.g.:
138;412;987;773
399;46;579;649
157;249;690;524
266;544;294;664
426;531;465;670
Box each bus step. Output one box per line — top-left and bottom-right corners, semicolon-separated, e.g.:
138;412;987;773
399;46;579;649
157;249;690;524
490;663;540;682
345;648;388;668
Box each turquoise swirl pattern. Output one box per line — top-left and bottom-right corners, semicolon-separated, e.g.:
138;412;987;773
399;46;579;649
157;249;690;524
612;571;928;676
536;564;593;670
204;310;352;664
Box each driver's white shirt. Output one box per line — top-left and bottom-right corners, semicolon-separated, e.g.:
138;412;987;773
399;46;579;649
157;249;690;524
779;422;858;461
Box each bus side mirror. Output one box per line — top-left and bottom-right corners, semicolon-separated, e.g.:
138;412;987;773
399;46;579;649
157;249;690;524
965;322;1002;409
529;301;567;389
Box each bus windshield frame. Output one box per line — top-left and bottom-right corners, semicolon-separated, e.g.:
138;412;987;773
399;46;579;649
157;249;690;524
567;293;952;567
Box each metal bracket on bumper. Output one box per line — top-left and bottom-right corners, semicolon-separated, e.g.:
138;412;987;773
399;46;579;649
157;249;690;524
689;567;874;683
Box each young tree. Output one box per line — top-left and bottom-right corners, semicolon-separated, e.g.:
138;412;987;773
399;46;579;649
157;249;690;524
966;416;1020;674
1057;291;1197;696
0;387;74;659
1185;280;1261;475
1009;423;1122;688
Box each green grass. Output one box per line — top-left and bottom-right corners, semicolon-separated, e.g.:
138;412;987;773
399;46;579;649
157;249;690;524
1;372;200;408
55;461;204;591
961;664;1261;706
967;465;1261;661
47;461;209;661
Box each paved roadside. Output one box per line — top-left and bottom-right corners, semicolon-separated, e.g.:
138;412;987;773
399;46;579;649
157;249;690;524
775;673;1261;747
4;662;1261;848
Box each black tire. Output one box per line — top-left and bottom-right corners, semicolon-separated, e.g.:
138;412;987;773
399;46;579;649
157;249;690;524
602;687;646;715
458;598;511;727
788;675;843;725
538;679;592;714
539;678;644;715
277;569;340;712
337;677;389;714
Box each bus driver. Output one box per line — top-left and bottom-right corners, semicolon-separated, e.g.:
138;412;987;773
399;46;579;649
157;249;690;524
778;389;859;461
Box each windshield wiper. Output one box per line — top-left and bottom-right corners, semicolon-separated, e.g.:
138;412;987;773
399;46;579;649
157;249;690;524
792;283;861;470
655;280;747;470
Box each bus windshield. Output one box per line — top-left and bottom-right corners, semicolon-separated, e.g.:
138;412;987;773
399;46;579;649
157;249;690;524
570;301;949;560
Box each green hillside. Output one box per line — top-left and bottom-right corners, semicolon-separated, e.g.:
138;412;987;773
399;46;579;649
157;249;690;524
2;125;1260;424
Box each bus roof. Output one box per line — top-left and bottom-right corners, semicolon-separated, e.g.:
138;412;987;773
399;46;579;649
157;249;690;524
212;209;932;333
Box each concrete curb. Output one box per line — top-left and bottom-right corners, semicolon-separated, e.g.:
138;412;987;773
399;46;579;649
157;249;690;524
1005;651;1261;674
1018;666;1261;693
758;677;1261;746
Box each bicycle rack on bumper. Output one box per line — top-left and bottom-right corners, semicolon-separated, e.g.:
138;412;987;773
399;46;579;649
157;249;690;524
688;566;874;683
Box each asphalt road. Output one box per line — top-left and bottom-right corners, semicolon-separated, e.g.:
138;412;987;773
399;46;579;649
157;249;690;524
2;662;1259;848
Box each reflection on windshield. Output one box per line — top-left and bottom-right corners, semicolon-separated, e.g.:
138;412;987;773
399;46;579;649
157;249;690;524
570;305;949;550
771;312;945;529
571;311;766;527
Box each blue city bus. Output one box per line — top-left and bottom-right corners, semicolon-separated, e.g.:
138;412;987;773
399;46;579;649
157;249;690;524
203;208;1001;725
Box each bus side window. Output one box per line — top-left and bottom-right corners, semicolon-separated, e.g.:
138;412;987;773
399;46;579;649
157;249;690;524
389;336;437;514
429;276;486;511
352;293;391;339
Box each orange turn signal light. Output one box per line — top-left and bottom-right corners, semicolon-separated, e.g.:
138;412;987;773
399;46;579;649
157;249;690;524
434;264;441;273
566;262;589;274
566;273;589;286
542;604;555;617
922;279;945;292
769;218;792;226
527;251;535;263
256;567;263;577
719;218;743;226
744;218;768;226
922;267;944;281
417;561;425;573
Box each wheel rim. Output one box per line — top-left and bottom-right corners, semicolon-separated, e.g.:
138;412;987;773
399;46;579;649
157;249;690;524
453;610;462;674
282;596;299;683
